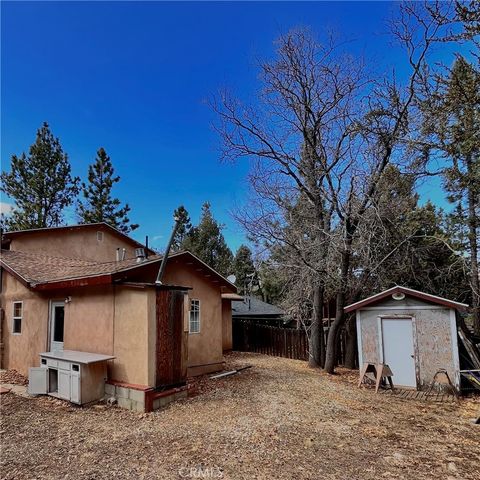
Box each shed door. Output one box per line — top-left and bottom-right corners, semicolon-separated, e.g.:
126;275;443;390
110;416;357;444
381;318;416;388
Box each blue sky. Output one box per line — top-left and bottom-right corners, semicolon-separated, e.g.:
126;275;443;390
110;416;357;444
1;1;458;251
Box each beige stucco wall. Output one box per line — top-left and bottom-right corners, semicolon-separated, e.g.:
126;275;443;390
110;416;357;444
358;298;458;389
222;300;233;351
63;285;114;355
1;250;232;382
0;271;153;386
110;286;152;386
8;228;139;262
0;271;49;375
163;260;224;374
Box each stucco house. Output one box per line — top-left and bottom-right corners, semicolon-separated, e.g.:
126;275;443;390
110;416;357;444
0;223;241;410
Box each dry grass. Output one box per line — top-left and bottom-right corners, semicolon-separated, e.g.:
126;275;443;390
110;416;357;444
1;352;479;480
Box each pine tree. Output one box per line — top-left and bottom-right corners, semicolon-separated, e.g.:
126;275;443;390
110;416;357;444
172;205;192;251
0;122;79;230
232;245;256;294
77;148;138;234
432;56;480;334
181;202;233;276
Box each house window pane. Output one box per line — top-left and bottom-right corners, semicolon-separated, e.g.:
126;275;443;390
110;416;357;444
12;302;22;334
189;299;200;334
13;317;22;334
13;303;22;318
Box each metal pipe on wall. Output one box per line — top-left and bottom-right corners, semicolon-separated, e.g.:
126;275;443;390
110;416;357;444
155;215;181;285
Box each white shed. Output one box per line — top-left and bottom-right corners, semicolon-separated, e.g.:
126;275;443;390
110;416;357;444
345;286;469;391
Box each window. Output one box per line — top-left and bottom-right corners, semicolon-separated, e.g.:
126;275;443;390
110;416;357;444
12;302;22;334
96;231;104;242
189;299;200;334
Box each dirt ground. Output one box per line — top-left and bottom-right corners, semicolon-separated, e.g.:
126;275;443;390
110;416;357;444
1;352;479;480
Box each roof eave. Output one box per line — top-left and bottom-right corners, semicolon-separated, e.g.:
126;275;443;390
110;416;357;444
0;261;31;288
344;285;469;313
31;274;113;291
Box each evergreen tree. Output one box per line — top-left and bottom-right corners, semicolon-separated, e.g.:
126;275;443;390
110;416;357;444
77;148;138;234
232;245;256;294
421;56;480;334
181;202;233;276
172;205;192;251
0;122;79;230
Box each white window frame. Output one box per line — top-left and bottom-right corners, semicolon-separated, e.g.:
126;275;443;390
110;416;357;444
189;299;200;334
12;301;23;335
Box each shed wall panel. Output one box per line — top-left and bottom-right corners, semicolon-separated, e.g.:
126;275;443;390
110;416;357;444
358;299;457;390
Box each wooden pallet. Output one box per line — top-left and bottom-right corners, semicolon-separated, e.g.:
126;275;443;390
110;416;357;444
378;388;456;402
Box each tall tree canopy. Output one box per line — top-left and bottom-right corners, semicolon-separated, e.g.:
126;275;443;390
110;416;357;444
181;202;233;276
232;245;256;294
77;148;138;234
214;3;459;372
1;122;79;230
419;55;480;333
172;205;192;251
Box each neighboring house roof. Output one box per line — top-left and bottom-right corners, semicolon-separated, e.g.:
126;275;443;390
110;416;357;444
0;249;236;292
344;285;469;313
232;297;285;317
1;222;156;255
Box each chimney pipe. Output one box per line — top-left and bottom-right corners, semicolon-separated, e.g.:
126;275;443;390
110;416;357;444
116;248;120;262
145;236;149;259
155;214;181;285
121;248;126;261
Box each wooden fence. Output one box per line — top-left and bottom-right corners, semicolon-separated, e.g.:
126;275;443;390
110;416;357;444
232;319;347;365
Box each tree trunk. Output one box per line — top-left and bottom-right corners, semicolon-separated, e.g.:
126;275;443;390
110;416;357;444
324;233;353;374
324;290;345;373
467;180;480;335
344;316;357;369
309;284;325;368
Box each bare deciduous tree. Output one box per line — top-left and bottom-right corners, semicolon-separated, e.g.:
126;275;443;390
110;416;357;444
214;1;462;374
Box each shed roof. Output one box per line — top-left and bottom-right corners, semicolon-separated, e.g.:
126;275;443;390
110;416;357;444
344;286;469;313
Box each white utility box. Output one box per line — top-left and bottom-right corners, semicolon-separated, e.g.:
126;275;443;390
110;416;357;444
29;350;114;405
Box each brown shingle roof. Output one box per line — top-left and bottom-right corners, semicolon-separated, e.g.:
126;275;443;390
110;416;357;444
0;249;162;286
0;249;237;292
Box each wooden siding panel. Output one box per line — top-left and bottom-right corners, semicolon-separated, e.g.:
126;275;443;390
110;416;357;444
156;289;186;387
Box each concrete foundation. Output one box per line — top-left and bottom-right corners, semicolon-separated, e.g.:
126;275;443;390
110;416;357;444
105;380;189;412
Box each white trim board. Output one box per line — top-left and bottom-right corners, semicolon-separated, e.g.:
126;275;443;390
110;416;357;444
449;309;461;390
356;311;363;367
359;306;448;311
377;316;384;364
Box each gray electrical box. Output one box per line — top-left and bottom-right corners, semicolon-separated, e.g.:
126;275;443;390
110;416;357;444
28;350;115;405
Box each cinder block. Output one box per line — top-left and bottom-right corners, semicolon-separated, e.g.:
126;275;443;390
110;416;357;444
129;389;145;403
116;386;130;399
117;397;132;410
104;383;115;396
132;400;145;413
175;390;188;400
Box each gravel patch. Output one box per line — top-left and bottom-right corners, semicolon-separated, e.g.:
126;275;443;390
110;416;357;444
0;369;28;386
1;352;479;479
